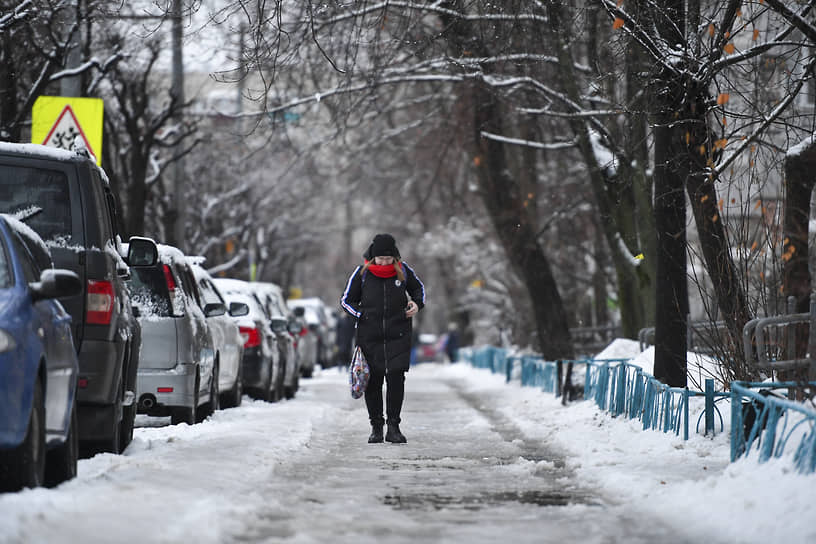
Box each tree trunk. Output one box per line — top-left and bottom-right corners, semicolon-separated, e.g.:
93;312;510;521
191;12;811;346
782;143;816;379
648;0;689;387
546;0;648;339
471;80;574;360
652;115;689;387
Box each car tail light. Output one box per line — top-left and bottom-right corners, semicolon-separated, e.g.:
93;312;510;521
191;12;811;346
299;327;308;337
87;280;114;325
239;326;262;348
163;264;176;291
78;378;89;388
157;387;174;393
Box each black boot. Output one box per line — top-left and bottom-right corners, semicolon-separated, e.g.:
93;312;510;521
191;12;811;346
368;424;384;443
385;423;407;444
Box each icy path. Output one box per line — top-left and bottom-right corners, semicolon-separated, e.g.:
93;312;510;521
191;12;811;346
0;364;731;544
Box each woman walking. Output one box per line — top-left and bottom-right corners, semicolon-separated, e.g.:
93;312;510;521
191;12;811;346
340;233;426;444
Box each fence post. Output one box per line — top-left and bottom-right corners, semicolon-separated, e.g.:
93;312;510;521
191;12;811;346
705;378;715;436
615;364;626;416
506;357;513;383
730;385;743;462
683;387;690;440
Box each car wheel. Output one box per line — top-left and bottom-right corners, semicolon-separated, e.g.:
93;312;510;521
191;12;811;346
45;399;78;487
0;376;46;492
272;361;285;402
232;369;243;407
171;374;199;425
118;402;135;453
118;344;137;452
221;368;242;409
285;371;299;399
199;363;219;422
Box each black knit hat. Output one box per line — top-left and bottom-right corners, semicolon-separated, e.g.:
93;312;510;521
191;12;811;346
365;233;400;260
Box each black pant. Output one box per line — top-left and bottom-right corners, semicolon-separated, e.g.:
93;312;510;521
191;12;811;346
365;367;405;427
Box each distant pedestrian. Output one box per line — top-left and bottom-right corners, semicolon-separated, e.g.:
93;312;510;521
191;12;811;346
444;322;460;363
340;233;426;444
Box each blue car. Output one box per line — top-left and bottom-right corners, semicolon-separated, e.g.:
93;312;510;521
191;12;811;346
0;215;82;492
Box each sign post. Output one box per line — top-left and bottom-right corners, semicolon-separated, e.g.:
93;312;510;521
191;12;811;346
31;96;104;165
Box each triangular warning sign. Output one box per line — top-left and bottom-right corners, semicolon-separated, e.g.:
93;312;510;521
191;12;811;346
41;105;96;159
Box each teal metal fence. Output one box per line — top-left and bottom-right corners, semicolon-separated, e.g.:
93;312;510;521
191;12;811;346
730;381;816;474
462;347;730;436
459;346;816;473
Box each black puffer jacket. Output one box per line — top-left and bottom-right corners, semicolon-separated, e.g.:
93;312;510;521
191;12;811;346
340;263;425;373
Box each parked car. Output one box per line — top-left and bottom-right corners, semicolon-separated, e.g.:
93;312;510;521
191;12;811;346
0;142;155;455
253;281;300;399
287;297;333;368
213;279;282;402
414;333;444;364
190;263;246;408
127;245;217;425
0;215;82;491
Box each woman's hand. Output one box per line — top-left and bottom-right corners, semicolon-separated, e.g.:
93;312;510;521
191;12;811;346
405;300;418;318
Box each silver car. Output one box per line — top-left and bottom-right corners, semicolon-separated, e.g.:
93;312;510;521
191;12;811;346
213;278;282;402
190;263;246;408
288;297;334;369
128;245;217;425
253;281;300;399
286;302;319;377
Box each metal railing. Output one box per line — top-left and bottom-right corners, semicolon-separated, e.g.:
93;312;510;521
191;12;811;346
461;345;816;473
730;381;816;474
460;347;727;440
742;295;816;376
639;316;731;354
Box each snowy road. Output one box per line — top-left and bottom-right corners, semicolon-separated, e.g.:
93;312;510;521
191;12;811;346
1;364;725;544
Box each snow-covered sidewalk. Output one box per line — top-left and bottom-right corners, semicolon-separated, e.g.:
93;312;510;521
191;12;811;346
449;361;816;543
0;362;813;543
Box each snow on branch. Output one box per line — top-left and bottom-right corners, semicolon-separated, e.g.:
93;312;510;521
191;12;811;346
310;1;548;27
480;131;577;151
518;107;620;119
763;0;816;45
202;184;252;218
0;0;33;30
48;56;120;82
206;249;247;276
616;233;643;268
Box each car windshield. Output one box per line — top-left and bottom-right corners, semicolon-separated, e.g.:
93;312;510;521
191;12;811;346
128;267;172;317
0;165;73;244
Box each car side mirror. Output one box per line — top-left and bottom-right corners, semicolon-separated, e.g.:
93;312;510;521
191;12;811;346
270;318;288;333
229;302;249;317
31;269;82;301
204;302;227;317
127;236;158;267
293;306;305;317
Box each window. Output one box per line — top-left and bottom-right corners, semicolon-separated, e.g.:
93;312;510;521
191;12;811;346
198;277;225;307
9;231;40;283
0;165;73;243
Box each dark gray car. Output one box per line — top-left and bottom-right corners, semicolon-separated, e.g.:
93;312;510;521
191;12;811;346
0;143;157;455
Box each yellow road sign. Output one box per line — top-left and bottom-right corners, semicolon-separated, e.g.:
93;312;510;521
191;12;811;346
32;96;103;165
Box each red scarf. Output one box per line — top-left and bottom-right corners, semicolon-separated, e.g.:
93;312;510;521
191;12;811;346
365;260;400;278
